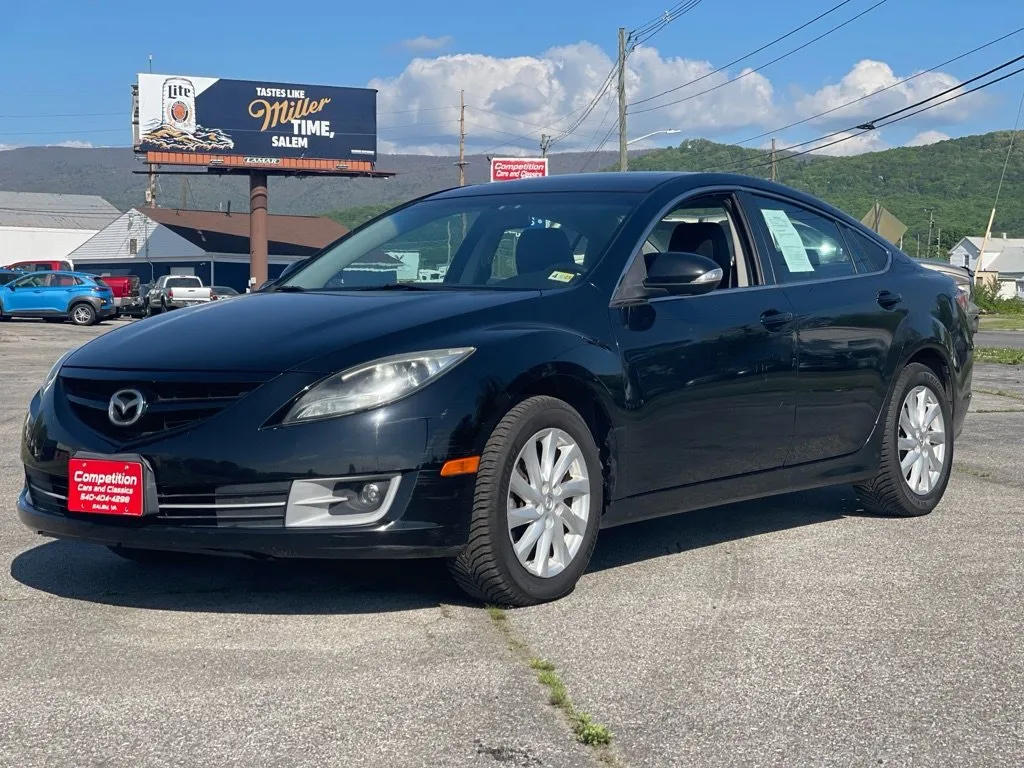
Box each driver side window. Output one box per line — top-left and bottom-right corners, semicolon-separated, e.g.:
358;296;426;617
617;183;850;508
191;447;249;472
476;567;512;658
641;197;757;290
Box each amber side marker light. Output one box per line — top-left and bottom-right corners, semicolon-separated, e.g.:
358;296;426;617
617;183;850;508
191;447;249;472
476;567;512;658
440;456;481;477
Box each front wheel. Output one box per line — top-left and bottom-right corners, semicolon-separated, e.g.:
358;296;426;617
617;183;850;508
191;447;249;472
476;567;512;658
855;363;953;517
448;396;603;607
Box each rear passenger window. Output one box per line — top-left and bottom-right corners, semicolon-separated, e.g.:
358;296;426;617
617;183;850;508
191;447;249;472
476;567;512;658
841;225;890;273
746;194;855;284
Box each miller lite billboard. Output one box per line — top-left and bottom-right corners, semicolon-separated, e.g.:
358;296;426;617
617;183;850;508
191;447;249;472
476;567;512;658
133;73;378;171
489;157;549;182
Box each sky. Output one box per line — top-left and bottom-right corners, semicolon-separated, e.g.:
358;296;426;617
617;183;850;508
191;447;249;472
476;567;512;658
0;0;1022;157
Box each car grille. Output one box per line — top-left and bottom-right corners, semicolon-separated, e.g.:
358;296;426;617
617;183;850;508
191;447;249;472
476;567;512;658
60;373;266;442
25;469;288;529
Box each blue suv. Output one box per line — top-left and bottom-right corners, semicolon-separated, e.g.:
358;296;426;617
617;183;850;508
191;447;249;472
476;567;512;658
0;271;116;326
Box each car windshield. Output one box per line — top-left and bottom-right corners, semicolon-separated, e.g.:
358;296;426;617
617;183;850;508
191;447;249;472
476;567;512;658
278;191;640;291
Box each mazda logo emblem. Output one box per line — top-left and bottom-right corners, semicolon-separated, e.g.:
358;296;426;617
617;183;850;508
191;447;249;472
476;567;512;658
108;388;147;427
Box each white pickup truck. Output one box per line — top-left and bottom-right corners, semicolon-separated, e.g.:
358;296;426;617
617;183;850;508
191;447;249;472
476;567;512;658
147;275;214;314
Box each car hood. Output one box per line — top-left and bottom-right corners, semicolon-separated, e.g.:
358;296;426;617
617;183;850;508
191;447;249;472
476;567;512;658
64;289;541;374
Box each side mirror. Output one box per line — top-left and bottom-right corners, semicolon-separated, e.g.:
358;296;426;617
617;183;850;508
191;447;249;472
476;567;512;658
643;251;723;296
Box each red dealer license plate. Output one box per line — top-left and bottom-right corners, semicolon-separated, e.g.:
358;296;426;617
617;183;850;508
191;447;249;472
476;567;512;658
67;458;145;516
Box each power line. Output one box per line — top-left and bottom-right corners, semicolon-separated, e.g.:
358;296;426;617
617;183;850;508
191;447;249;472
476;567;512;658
629;0;857;108
629;1;705;48
730;61;1024;174
629;0;887;116
727;25;1024;149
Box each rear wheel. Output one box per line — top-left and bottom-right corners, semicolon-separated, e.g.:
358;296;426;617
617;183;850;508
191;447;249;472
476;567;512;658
855;363;953;517
448;396;602;607
69;302;96;326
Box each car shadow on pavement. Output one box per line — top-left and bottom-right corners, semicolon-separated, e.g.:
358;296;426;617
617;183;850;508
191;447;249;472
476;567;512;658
10;541;473;614
11;485;871;613
588;484;866;573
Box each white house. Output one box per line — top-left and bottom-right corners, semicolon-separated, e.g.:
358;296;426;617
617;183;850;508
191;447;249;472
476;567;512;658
948;235;1024;278
0;191;120;264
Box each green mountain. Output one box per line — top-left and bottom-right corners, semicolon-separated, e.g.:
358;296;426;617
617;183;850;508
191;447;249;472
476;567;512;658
617;131;1024;254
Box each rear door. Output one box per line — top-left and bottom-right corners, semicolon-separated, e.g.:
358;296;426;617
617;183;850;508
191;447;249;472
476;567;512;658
740;191;902;465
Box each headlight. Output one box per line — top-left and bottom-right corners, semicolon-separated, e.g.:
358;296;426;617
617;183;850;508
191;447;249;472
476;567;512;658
283;347;475;423
40;350;73;394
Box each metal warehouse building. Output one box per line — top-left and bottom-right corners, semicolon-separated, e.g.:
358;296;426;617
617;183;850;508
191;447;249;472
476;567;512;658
0;191;120;263
66;207;355;291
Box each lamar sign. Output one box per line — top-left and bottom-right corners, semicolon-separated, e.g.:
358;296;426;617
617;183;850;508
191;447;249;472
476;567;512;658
490;157;549;182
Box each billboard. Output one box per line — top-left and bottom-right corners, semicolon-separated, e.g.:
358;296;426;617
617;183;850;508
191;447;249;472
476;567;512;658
134;73;378;170
489;157;549;182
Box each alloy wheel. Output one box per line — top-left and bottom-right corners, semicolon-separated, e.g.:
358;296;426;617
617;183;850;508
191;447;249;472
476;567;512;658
72;306;92;325
897;385;946;495
506;428;591;578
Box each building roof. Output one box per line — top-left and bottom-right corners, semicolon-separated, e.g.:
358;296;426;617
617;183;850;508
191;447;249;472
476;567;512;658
985;246;1024;274
954;235;1024;253
0;191;120;230
144;208;348;255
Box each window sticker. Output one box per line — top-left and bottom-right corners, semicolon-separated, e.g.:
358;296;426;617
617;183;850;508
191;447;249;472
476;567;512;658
760;209;815;272
548;270;576;283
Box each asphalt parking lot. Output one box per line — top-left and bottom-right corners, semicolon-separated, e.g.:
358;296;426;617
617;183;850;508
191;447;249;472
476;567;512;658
1;319;1022;767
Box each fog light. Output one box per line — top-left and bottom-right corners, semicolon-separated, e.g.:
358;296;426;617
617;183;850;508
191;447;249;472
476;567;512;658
359;482;383;509
285;475;401;528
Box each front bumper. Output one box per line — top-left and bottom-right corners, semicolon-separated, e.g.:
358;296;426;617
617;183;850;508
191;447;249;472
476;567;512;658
17;486;465;559
19;366;483;559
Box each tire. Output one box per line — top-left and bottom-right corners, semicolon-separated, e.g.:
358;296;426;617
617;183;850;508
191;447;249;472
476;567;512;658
0;303;9;321
69;302;97;326
107;546;190;564
448;396;603;607
855;363;953;517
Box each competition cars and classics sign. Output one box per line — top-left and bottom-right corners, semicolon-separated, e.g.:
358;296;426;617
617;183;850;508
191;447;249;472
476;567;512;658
489;157;549;182
134;73;378;171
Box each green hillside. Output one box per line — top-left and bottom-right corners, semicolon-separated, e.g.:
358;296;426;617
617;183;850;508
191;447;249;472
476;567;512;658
618;131;1024;254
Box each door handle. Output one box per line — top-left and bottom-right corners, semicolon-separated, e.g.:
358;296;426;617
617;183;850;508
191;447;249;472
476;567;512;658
760;309;794;330
877;290;902;309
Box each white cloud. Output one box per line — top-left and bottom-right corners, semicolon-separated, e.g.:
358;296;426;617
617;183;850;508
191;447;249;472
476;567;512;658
803;130;890;157
50;140;95;148
370;42;776;154
795;60;981;127
398;35;454;53
906;130;950;147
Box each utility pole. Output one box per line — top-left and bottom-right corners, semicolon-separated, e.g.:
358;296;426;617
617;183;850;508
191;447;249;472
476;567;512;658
146;164;157;208
770;138;778;182
936;228;942;259
618;27;628;172
540;133;553;157
457;89;467;186
925;208;935;257
916;233;920;257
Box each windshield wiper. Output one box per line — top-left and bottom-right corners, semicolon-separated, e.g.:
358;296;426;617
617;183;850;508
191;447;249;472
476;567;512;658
334;283;440;291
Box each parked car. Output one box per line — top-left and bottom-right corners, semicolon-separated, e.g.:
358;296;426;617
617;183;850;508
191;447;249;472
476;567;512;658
145;275;213;314
0;270;115;325
210;285;240;300
915;258;980;334
4;259;74;272
17;172;974;606
85;275;141;317
0;268;25;286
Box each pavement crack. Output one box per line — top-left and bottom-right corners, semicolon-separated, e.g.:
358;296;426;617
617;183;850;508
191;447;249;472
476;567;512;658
485;606;625;768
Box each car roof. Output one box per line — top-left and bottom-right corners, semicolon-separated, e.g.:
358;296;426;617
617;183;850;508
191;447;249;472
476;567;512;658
425;171;876;228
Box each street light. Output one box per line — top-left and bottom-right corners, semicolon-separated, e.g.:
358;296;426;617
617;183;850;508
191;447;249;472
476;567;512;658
626;129;682;145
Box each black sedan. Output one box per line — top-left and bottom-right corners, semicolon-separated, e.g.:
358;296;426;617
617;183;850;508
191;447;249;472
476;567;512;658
18;172;974;606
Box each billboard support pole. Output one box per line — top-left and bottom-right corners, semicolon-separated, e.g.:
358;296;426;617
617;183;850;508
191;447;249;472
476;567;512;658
249;171;269;290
